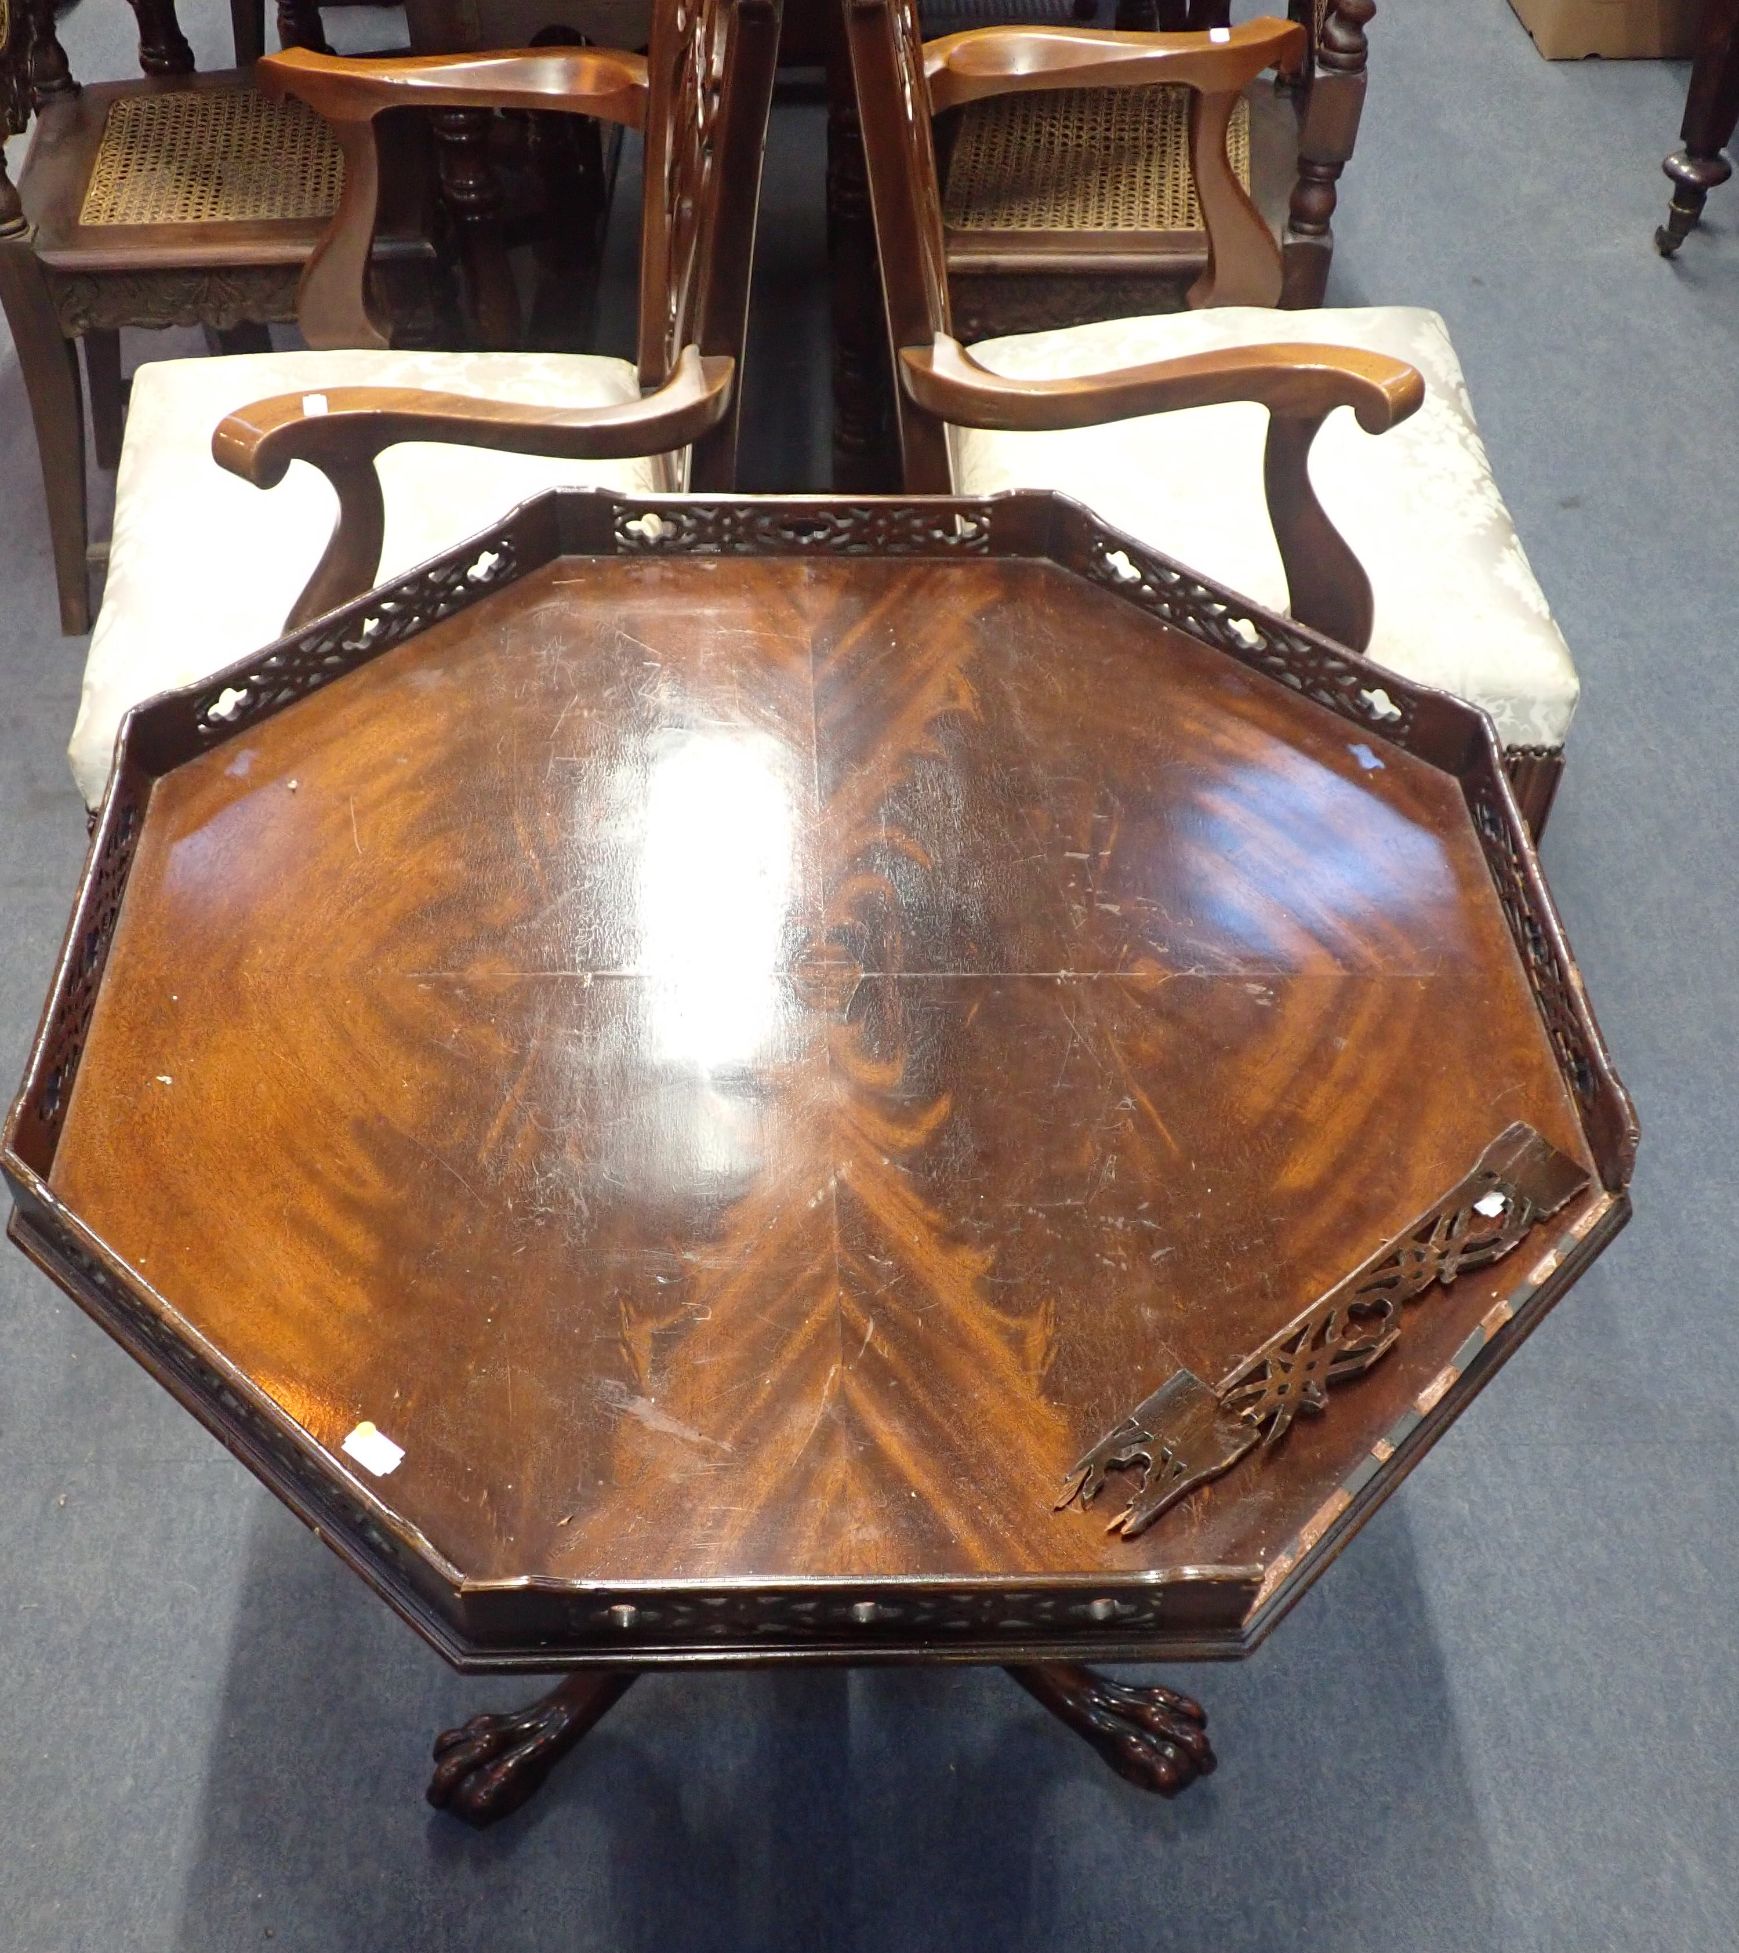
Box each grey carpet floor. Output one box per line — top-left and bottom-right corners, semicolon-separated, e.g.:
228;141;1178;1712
1;1;1735;1947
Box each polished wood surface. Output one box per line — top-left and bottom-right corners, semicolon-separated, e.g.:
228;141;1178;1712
41;534;1603;1609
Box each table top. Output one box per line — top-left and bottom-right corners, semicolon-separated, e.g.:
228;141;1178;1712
5;493;1634;1669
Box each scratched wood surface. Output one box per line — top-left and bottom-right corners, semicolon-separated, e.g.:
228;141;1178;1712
49;554;1593;1586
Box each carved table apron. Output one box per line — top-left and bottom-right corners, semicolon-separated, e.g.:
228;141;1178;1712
3;491;1635;1826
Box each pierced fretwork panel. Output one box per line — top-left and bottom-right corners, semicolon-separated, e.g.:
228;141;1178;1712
1058;1123;1589;1540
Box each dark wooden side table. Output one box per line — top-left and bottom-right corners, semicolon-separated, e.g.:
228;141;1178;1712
4;491;1635;1828
1658;0;1739;253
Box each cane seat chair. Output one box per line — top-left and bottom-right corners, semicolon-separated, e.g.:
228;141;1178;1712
67;0;781;811
927;0;1374;341
0;0;444;637
847;0;1579;835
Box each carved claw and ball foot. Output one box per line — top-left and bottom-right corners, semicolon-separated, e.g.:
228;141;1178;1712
1005;1662;1215;1795
1658;149;1733;255
427;1671;637;1828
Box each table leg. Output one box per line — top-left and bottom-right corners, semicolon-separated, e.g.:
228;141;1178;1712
1659;0;1739;255
1004;1662;1216;1795
427;1670;638;1827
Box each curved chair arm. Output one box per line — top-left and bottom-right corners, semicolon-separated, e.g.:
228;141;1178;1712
257;45;652;348
212;345;735;632
260;44;651;125
921;18;1306;110
921;19;1308;308
901;333;1423;652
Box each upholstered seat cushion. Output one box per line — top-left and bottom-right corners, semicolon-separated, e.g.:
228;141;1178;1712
949;306;1578;751
71;347;677;808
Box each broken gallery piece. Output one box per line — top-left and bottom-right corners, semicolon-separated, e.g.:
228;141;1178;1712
1059;1123;1589;1540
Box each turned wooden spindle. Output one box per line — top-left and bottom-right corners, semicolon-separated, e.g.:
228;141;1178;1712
1284;0;1374;305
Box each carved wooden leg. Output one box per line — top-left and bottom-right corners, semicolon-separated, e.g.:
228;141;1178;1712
1005;1663;1215;1795
1658;0;1739;256
0;241;91;635
427;1671;637;1827
83;330;125;473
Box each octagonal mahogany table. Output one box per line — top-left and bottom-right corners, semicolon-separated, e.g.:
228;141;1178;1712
4;491;1635;1826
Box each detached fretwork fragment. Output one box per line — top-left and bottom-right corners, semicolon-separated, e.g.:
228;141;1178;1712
1058;1122;1590;1540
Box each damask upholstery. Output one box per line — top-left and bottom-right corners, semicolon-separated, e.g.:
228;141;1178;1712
70;348;677;808
948;306;1579;752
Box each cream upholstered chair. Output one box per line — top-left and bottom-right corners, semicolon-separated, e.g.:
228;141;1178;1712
68;0;780;810
847;0;1578;834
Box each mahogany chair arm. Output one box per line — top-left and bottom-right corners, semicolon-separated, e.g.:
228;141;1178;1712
920;19;1308;308
921;18;1307;111
211;345;734;633
259;45;651;130
901;334;1424;652
257;46;651;349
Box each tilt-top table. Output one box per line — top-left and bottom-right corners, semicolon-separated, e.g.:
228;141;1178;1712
4;490;1635;1826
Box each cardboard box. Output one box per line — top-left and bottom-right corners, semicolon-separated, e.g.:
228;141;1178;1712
1506;0;1703;58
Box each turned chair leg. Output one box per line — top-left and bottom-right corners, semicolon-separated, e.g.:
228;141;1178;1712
1004;1662;1216;1795
427;1670;638;1827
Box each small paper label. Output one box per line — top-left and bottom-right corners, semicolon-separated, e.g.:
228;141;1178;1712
1474;1191;1508;1218
342;1420;405;1476
1209;25;1231;40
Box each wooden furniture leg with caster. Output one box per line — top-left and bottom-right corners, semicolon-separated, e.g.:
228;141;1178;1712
1659;0;1739;255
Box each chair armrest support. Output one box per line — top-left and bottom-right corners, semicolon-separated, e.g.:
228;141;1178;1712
921;19;1307;113
921;20;1308;307
258;46;651;348
901;333;1423;651
212;345;734;632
